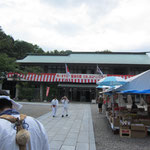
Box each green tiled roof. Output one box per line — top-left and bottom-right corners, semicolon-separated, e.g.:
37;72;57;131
16;52;150;65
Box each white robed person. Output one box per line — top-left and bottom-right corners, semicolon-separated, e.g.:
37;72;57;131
0;90;49;150
61;96;69;117
51;97;59;117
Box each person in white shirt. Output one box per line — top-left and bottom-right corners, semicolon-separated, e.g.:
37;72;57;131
61;96;69;117
0;90;50;150
51;97;59;117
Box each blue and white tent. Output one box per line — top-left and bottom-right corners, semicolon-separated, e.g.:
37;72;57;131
96;85;110;89
97;76;127;87
116;69;150;92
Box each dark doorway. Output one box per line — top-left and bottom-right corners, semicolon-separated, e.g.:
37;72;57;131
85;91;90;102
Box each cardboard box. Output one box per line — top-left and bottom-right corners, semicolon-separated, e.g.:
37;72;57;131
131;124;147;138
120;125;130;129
131;124;146;131
112;117;120;127
131;130;147;138
120;129;131;138
141;120;150;126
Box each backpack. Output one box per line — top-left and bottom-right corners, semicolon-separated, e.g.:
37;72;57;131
0;114;30;150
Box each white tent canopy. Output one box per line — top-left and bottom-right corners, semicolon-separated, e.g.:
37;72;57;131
116;69;150;91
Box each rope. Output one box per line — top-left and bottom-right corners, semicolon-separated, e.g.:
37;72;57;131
0;114;30;150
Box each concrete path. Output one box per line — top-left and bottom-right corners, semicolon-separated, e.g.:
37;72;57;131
37;103;96;150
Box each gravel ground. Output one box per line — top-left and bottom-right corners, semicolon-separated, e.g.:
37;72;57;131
90;104;150;150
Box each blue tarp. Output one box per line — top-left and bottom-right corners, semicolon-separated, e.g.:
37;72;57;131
120;89;150;94
138;89;150;94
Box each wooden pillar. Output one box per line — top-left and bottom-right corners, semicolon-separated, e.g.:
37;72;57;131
15;83;19;99
40;84;43;101
0;83;2;90
96;88;98;101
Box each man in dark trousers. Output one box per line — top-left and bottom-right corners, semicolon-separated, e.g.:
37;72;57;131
97;95;103;113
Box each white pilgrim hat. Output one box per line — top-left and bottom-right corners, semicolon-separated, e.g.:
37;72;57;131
0;96;22;110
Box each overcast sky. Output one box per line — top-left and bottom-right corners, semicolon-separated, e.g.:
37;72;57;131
0;0;150;52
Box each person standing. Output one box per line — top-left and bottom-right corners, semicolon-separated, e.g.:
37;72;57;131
97;95;103;113
102;95;107;114
0;90;50;150
51;97;59;117
61;96;69;117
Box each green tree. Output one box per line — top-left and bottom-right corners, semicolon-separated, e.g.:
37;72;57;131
13;40;44;59
0;27;14;56
96;50;112;53
33;44;45;54
0;53;18;76
46;49;72;55
0;26;7;39
50;49;60;54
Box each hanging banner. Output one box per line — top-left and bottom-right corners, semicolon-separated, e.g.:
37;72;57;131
7;73;134;83
46;87;50;97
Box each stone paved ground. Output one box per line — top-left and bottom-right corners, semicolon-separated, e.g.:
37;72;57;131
19;102;150;150
19;102;51;118
91;104;150;150
37;103;96;150
19;102;96;150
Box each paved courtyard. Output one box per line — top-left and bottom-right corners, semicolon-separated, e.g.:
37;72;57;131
37;103;96;150
19;102;150;150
